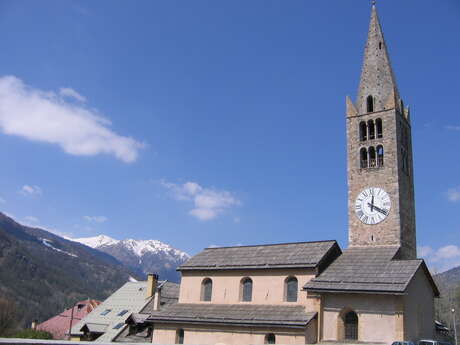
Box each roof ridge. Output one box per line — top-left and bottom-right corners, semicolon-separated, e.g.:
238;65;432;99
205;240;337;250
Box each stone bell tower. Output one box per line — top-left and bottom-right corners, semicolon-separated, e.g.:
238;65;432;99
346;5;416;259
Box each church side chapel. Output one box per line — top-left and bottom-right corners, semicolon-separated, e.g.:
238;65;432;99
128;5;440;345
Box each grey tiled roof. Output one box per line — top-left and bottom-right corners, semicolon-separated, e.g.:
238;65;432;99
71;280;179;342
178;240;339;271
304;246;428;294
146;303;316;328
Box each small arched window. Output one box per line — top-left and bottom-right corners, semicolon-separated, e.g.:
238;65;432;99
241;278;253;302
285;277;298;302
377;145;384;167
344;311;358;340
360;148;368;169
368;146;376;168
359;121;367;141
265;333;276;344
368;120;375;140
367;95;374;113
379;42;382;50
201;278;212;302
176;329;184;345
376;118;383;139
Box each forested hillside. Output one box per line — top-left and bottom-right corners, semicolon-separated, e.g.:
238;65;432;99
0;212;139;331
434;266;460;340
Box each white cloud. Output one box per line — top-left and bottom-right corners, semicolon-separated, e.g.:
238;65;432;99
83;215;108;223
436;245;460;259
161;180;240;221
447;187;460;202
59;87;87;103
419;244;460;273
20;185;42;196
0;76;144;163
446;125;460;131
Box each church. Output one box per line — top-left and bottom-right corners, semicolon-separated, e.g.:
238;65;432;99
127;5;440;345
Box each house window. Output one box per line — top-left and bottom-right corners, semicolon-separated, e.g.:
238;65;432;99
201;278;212;302
176;329;184;344
344;311;358;340
285;277;298;302
367;95;374;113
113;323;124;330
265;333;276;344
241;278;253;302
117;310;129;316
100;309;111;316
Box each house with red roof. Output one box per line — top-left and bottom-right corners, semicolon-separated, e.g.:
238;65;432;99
37;299;100;339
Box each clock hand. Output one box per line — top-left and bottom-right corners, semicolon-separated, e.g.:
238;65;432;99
371;195;374;212
367;203;388;215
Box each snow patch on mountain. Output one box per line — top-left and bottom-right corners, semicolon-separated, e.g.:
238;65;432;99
42;239;78;257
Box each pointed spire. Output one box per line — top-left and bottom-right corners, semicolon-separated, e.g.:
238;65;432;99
356;5;400;114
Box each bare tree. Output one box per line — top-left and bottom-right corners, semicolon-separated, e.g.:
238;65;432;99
0;297;17;336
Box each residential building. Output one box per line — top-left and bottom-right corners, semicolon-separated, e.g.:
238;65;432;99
69;275;178;342
37;299;100;339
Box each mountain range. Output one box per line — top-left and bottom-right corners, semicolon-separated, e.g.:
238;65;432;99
72;235;189;282
0;212;189;329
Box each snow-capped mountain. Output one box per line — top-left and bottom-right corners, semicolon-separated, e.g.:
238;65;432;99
74;234;119;248
72;235;190;282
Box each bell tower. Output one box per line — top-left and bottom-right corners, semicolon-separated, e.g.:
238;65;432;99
346;5;416;259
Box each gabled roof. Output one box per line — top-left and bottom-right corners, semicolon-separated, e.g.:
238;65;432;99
146;303;316;329
304;246;439;296
178;240;340;271
37;299;101;340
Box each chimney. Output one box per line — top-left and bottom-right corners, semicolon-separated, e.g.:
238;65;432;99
153;285;162;311
31;320;38;330
146;273;158;298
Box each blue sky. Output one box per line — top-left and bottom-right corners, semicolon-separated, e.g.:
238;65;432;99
0;0;459;272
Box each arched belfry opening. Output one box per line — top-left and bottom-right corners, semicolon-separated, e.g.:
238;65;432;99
338;309;358;341
360;148;368;169
376;118;383;138
367;95;374;113
377;145;384;167
368;120;375;140
359;121;367;141
368;146;376;168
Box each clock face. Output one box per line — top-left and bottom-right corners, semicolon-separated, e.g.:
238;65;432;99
355;187;391;225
